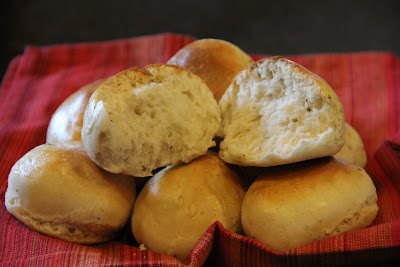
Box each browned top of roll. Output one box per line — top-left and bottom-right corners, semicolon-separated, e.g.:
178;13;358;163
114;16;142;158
167;39;253;101
46;78;107;143
241;156;378;252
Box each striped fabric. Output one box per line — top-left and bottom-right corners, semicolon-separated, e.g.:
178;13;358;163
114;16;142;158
0;33;399;266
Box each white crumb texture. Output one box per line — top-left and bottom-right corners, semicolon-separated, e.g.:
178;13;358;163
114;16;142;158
219;58;345;166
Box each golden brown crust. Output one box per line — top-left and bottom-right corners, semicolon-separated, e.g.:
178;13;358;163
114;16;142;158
248;157;352;202
93;64;199;101
241;156;378;252
335;122;367;168
131;153;245;260
167;39;253;101
5;142;136;244
46;78;107;143
14;210;121;244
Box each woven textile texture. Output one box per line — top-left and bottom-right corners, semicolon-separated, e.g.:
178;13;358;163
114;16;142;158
0;33;399;266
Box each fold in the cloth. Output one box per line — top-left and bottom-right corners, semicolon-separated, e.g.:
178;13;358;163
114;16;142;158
0;33;399;266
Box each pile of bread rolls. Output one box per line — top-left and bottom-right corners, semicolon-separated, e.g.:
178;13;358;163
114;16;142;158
5;39;377;261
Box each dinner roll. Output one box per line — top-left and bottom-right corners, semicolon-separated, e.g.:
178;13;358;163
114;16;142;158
46;78;107;143
5;142;136;244
167;39;254;101
335;122;367;168
218;56;345;167
131;153;245;261
241;157;378;252
82;64;221;177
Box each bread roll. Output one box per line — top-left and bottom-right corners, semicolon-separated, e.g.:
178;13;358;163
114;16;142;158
5;142;136;244
218;56;345;167
335;122;367;168
167;39;254;101
131;153;245;261
46;78;107;143
82;64;221;177
241;156;378;252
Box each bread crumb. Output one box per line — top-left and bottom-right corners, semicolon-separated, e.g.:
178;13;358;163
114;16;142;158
139;244;146;251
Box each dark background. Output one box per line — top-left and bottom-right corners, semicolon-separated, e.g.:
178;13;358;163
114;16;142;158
1;0;400;81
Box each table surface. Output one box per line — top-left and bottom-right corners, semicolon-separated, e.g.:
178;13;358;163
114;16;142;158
1;0;399;81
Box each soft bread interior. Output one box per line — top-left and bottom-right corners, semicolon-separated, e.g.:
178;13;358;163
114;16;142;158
219;57;345;166
82;64;221;177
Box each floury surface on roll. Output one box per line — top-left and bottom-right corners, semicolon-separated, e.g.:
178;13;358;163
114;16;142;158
46;78;107;143
218;56;345;167
82;64;221;177
131;153;245;261
5;142;136;244
167;39;254;101
241;156;378;252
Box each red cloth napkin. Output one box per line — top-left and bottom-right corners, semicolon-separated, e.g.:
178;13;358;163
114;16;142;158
0;33;399;266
